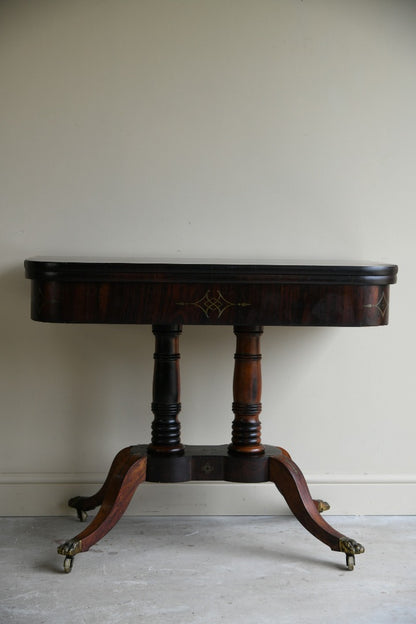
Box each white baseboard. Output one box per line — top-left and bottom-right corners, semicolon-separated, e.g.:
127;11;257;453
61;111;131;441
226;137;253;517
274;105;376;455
0;473;415;516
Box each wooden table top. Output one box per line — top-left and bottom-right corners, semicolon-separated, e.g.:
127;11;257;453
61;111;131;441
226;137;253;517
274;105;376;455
25;258;397;327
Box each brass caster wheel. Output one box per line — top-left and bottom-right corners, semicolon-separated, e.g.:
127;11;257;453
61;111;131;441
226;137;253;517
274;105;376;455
346;554;355;571
76;508;88;522
63;555;74;573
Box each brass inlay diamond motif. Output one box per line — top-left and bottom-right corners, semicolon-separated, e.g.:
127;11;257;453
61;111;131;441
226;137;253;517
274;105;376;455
201;462;215;475
177;290;250;319
364;292;389;318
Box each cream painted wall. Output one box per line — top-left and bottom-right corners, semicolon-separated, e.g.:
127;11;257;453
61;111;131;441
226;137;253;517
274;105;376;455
0;0;415;515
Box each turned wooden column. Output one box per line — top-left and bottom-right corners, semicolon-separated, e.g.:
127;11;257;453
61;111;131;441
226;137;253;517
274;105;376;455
229;326;265;455
148;325;184;455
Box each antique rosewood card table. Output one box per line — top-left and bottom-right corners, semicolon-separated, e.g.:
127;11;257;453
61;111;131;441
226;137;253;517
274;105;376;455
25;258;397;573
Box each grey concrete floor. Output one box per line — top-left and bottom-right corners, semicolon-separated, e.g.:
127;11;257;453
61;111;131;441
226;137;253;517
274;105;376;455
0;516;415;624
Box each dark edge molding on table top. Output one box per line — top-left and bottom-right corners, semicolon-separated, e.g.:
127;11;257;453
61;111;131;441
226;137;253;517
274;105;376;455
24;258;398;286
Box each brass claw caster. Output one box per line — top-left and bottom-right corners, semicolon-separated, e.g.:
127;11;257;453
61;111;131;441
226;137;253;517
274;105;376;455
58;538;82;574
339;537;365;571
314;499;330;513
63;556;74;573
68;496;89;522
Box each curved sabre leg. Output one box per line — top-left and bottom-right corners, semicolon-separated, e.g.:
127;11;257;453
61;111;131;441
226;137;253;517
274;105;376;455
275;447;329;513
58;448;147;572
269;453;364;569
67;446;139;521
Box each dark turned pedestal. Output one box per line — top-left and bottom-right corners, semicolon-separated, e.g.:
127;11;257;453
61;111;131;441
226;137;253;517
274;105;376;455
24;258;398;573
